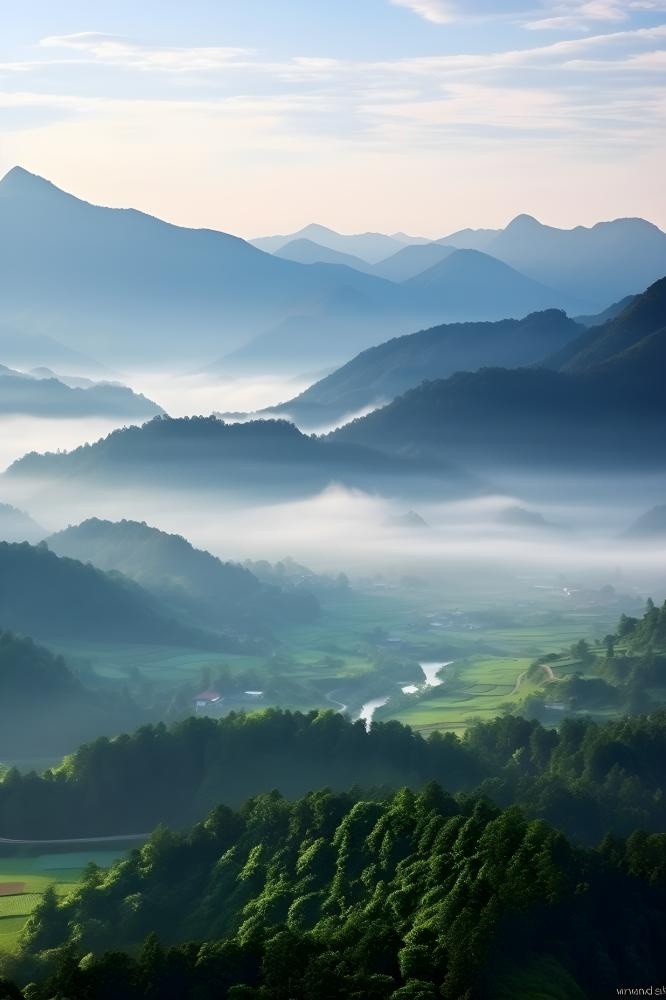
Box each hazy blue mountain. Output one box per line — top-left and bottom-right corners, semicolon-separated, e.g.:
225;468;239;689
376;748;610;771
0;541;228;648
0;168;418;366
274;237;374;272
486;214;666;310
29;367;126;389
216;282;400;372
623;505;666;539
0;323;105;374
223;247;583;374
0;363;163;418
262;309;582;430
6;414;476;500
371;242;455;281
496;505;561;531
331;281;666;469
437;226;500;250
386;509;430;530
47;518;320;632
251;222;409;262
575;295;637;328
403;248;576;318
0;501;44;543
389;230;431;245
549;276;666;372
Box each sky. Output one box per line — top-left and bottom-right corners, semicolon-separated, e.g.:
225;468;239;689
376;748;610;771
0;0;665;237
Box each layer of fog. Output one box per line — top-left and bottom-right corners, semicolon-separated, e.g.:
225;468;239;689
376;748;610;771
1;369;664;602
127;371;314;420
0;372;316;471
4;474;665;600
0;415;131;471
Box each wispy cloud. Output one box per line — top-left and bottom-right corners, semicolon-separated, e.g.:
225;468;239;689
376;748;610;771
525;0;666;30
388;0;458;23
39;32;250;72
388;0;666;30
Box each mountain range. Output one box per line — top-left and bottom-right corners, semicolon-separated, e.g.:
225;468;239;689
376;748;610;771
214;249;576;372
251;222;429;262
0;362;162;418
4;414;475;501
0;168;414;369
259;309;582;430
330;277;666;470
3;166;664;375
254;214;666;313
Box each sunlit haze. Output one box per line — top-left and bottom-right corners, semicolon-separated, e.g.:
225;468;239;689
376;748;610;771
1;0;665;236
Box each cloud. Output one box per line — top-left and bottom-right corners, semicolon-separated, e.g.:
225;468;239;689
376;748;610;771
388;0;458;23
388;0;666;29
39;32;250;72
525;0;666;30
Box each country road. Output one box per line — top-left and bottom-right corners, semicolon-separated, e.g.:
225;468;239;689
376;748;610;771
0;833;149;846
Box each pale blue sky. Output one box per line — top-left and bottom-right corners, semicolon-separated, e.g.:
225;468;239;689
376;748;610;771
1;0;665;235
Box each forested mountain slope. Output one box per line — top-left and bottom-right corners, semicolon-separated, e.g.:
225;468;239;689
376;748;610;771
267;310;581;429
47;519;319;633
0;542;230;649
5;786;665;1000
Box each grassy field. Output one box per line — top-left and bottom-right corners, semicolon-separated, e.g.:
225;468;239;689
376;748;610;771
30;586;627;744
0;850;127;953
377;656;533;733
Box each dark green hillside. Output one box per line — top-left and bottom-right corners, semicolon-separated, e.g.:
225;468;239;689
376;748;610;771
267;309;580;429
0;630;143;756
548;275;666;371
5;415;475;498
330;359;666;467
47;519;319;632
331;279;666;468
6;787;666;999
0;541;229;648
574;293;636;328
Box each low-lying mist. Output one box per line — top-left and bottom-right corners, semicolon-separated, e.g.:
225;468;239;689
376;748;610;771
1;370;665;604
0;372;316;470
2;472;664;601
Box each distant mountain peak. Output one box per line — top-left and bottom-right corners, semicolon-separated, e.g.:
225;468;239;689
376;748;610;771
300;223;340;237
505;213;542;231
0;165;57;195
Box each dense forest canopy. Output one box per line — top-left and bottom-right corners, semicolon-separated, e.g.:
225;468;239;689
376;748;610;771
3;786;665;999
2;705;666;845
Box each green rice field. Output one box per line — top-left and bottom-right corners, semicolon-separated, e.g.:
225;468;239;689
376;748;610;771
0;850;127;953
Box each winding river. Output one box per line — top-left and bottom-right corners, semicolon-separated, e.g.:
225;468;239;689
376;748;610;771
357;660;455;730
